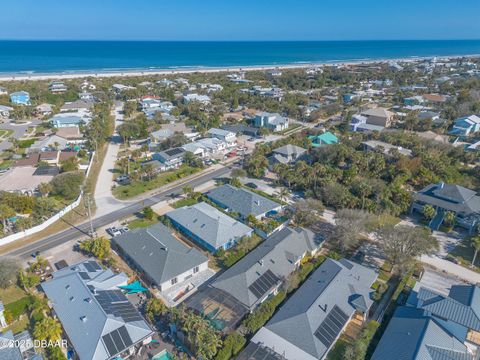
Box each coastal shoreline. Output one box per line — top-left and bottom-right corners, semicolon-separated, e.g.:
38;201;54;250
0;54;478;82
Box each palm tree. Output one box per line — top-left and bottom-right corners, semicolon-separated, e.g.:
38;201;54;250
422;204;436;221
276;188;289;202
0;204;15;234
444;211;456;228
471;236;480;266
182;185;193;198
33;317;62;342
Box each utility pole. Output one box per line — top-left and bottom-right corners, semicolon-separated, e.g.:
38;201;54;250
85;193;95;238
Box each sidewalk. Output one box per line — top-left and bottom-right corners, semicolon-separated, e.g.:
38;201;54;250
421;254;480;284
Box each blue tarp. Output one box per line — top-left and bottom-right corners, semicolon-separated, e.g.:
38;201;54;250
118;280;148;294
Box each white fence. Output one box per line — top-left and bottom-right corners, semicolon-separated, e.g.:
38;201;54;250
0;152;95;247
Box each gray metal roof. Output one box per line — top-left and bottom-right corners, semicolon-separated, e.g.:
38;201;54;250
0;331;23;360
252;258;377;360
206;184;282;218
414;183;480;216
371;306;474;360
112;223;208;286
166;202;253;250
212;227;324;310
417;286;480;331
41;260;153;360
272;144;307;158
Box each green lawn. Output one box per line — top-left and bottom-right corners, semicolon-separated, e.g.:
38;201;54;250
171;197;200;209
18;138;38;148
449;238;480;271
128;217;159;230
0;129;13;138
112;165;201;199
5;296;34;320
0;286;27;304
4;316;29;334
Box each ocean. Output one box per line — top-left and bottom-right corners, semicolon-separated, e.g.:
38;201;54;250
0;40;480;74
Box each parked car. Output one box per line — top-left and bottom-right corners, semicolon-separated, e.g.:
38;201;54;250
106;226;128;237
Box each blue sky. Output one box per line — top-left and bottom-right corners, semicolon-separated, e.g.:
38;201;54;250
1;0;479;41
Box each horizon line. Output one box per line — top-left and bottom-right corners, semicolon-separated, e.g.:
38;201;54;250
1;39;480;42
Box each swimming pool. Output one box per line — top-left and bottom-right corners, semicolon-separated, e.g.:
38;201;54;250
151;349;173;360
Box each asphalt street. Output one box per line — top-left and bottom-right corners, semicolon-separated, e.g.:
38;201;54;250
5;166;231;258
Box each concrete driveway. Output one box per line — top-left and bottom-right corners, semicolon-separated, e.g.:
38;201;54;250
93;102;133;218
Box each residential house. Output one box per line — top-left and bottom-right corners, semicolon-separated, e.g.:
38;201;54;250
166;202;253;253
152;147;186;170
0;105;13;119
423;94;447;104
449;115;480;136
34;103;53;117
181;142;206;158
360;107;395;127
343;93;360;104
412;182;480;233
206;184;283;220
207;128;237;147
0;86;7;95
50;115;84;128
183;93;211;104
269;144;308;167
112;84;135;93
248;258;376;360
267;68;282;77
29;135;69;152
49;81;67;93
79;91;95;101
185;227;324;330
0;330;43;360
140;160;165;174
182;138;228;158
41;260;153;360
221;124;260;137
112;223;210;304
60;100;93;113
10;91;30;105
254;112;289;132
308;131;339;147
372;284;480;360
149;129;175;147
55;126;84;141
363;140;413;157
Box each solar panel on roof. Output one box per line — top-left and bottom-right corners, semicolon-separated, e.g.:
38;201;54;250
314;305;349;348
248;269;280;300
83;262;95;272
102;326;133;357
78;272;90;280
164;147;184;156
102;332;118;357
89;261;102;271
33;166;59;176
95;291;144;322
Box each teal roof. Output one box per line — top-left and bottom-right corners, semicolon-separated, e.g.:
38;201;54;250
308;132;338;147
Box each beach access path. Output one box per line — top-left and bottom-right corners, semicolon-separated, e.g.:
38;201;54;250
93;101;134;218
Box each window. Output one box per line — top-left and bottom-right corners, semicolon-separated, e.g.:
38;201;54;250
171;277;177;285
193;266;199;274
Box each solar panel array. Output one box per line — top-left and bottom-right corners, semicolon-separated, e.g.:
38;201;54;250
164;147;184;157
33;166;59;176
314;305;349;348
248;269;280;299
95;290;143;323
83;261;102;272
102;325;133;357
78;272;91;280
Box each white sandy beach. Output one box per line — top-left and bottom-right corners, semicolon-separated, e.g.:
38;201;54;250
0;54;477;82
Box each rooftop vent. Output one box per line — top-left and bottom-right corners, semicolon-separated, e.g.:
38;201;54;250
69;296;75;302
65;285;70;290
84;298;92;303
80;316;87;322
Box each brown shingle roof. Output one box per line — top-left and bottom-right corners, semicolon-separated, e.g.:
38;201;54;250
13;153;40;167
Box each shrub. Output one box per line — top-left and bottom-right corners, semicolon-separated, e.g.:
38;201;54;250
242;291;286;334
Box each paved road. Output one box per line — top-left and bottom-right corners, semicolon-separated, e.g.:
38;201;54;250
0;119;42;151
5;166;231;259
93;102;131;218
